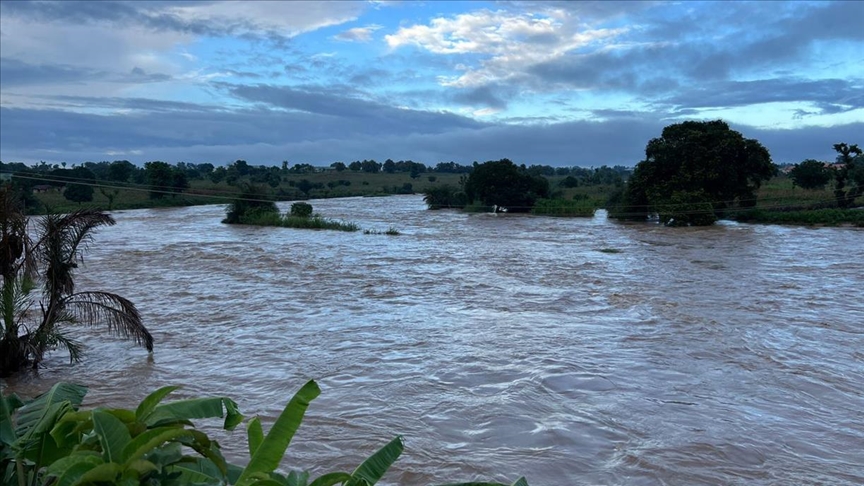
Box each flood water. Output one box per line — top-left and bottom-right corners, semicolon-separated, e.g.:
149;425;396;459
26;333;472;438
3;195;863;485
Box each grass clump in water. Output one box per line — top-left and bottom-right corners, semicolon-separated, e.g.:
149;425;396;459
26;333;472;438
364;226;401;235
598;248;622;254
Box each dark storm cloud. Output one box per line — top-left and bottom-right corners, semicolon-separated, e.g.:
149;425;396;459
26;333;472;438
0;58;172;86
2;101;857;167
451;85;511;110
0;0;289;39
219;83;484;134
663;78;864;112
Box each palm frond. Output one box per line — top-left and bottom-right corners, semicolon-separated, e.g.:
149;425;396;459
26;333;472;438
35;210;116;296
45;331;85;363
61;291;154;352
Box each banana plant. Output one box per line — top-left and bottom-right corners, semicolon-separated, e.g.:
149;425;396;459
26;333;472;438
1;381;529;486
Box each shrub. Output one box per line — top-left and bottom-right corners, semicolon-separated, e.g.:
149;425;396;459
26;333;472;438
223;184;278;224
422;185;468;209
290;202;313;218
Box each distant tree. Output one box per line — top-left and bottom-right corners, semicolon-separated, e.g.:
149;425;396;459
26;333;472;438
789;159;831;190
832;142;863;208
62;167;96;205
559;176;579;188
383;159;396;173
171;169;189;197
232;160;250;176
612;120;774;225
144;161;174;199
331;162;346;172
99;187;120;210
296;179;314;196
361;160;381;173
464;159;550;212
348;161;362;171
210;166;227;184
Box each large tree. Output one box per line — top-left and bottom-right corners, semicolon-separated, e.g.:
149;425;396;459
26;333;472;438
789;159;831;190
615;120;774;225
463;159;549;212
1;186;152;375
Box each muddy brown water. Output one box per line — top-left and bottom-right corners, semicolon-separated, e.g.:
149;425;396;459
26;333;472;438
3;195;863;485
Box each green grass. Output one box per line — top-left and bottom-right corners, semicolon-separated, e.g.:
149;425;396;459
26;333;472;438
239;212;360;232
531;197;599;217
729;208;864;227
363;227;401;235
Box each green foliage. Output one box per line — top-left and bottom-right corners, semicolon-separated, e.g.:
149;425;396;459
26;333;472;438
422;185;468;210
1;382;528;486
290;202;313;218
363;227;400;236
1;191;152;376
831;142;863;208
789;159;831;190
731;208;864;227
62;168;97;205
530;198;598;217
223;184;279;225
613;120;774;226
464;160;550;212
655;190;718;227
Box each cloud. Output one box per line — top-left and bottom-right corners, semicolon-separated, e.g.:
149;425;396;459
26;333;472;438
662;78;864;112
333;24;382;42
386;9;628;88
0;0;366;40
2;97;858;167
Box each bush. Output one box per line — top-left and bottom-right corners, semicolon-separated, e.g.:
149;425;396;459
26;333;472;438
223;184;278;224
422;185;468;209
290;202;313;218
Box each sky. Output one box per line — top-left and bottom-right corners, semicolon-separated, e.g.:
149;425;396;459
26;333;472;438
0;0;862;167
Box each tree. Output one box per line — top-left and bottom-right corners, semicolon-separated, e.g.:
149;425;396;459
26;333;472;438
613;120;774;225
62;167;96;205
1;187;153;375
789;159;831;190
106;160;136;182
222;183;278;224
331;162;346;172
463;159;550;212
382;159;396;173
144;161;174;199
832;142;863;208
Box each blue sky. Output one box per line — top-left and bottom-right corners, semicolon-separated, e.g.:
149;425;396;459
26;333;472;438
1;0;861;167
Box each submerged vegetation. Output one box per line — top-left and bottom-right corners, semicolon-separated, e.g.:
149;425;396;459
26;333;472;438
223;193;359;232
0;381;529;486
0;186;153;377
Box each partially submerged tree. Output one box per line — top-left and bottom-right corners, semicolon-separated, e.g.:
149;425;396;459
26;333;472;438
464;159;549;212
611;120;774;226
222;183;278;224
0;185;153;376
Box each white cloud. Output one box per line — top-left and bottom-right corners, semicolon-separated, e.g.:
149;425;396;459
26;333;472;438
385;9;627;87
333;24;383;42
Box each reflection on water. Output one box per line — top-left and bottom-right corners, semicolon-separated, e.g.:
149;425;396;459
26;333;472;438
3;195;863;485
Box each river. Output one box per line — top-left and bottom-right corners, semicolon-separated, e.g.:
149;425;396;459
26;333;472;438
3;195;863;485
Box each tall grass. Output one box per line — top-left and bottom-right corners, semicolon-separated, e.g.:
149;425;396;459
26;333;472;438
241;211;359;231
730;208;864;227
531;198;599;217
